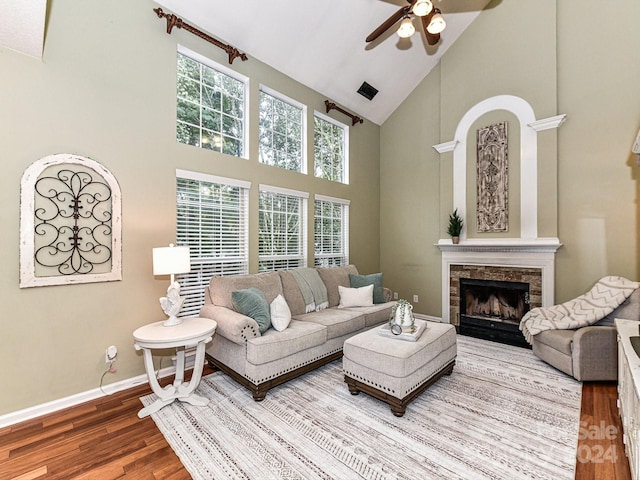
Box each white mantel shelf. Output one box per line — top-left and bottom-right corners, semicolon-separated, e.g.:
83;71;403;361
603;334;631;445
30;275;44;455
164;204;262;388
436;237;563;253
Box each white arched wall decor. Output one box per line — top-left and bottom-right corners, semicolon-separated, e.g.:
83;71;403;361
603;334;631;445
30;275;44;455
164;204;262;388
20;154;122;288
433;94;566;241
433;96;565;322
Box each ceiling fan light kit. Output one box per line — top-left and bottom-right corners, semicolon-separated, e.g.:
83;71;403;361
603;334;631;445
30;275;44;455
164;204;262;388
397;16;416;38
367;0;446;47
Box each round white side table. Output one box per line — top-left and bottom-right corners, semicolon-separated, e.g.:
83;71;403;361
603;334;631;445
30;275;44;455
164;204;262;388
133;317;216;418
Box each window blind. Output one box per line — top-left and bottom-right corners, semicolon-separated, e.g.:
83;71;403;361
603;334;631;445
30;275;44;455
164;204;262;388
258;188;307;272
176;174;249;317
314;198;349;267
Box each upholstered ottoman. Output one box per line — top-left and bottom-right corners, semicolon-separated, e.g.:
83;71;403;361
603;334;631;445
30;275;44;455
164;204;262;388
343;320;456;417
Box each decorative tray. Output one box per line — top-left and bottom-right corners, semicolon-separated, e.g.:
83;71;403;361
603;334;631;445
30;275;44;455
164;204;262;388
378;319;427;342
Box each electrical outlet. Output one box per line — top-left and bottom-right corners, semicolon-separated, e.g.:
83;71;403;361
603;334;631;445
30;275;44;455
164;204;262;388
393;292;398;300
105;345;117;363
413;295;419;303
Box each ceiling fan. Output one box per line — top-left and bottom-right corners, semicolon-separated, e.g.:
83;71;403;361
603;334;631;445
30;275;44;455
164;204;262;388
366;0;446;46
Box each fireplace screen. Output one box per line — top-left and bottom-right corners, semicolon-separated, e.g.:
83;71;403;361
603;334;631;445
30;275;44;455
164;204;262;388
460;278;529;325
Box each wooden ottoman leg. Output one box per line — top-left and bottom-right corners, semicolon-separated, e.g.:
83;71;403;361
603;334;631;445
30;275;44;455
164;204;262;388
389;399;406;417
344;375;360;395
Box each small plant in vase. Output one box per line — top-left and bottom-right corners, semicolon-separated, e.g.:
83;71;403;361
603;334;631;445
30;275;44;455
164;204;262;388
447;209;464;244
390;299;415;333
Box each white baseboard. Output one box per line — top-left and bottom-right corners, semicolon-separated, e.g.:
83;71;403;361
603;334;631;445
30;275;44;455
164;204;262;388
414;313;444;323
0;365;179;429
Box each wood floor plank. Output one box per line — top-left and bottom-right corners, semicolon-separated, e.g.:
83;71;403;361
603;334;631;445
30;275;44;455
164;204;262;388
11;465;48;480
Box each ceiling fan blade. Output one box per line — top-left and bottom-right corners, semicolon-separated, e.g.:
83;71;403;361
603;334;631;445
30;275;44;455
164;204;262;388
366;5;410;42
421;11;441;45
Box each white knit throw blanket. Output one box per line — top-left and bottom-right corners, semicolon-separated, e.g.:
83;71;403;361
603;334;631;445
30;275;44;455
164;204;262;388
520;276;639;344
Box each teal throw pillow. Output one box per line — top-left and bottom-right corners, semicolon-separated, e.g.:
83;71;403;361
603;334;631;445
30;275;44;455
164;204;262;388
232;287;271;334
349;273;384;304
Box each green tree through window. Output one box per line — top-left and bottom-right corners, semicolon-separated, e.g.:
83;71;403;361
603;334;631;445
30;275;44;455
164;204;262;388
176;52;246;157
314;114;348;183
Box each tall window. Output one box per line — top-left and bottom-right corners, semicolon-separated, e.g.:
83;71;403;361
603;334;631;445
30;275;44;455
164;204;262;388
176;170;250;317
314;113;348;183
314;195;349;267
259;87;305;172
176;48;247;158
258;186;308;271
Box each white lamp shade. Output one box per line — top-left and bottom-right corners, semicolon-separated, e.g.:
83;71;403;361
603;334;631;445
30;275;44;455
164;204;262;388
412;0;433;17
152;245;191;276
397;16;415;38
427;11;446;34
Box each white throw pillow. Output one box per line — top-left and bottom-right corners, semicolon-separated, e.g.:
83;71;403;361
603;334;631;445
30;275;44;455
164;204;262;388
270;294;292;331
338;284;374;308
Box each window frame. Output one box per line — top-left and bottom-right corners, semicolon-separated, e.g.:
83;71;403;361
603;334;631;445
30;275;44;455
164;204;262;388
313;194;350;267
175;169;251;317
258;184;309;272
176;45;250;159
313;111;349;184
258;85;307;174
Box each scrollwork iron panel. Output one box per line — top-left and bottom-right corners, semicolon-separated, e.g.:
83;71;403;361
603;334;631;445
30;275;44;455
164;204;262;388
34;167;113;275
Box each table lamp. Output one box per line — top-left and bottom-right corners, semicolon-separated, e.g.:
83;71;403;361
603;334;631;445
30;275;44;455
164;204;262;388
152;244;191;326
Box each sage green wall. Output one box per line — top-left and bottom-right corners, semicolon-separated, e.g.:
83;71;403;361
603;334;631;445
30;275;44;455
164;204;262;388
0;0;381;416
556;0;640;298
381;0;640;316
380;64;442;313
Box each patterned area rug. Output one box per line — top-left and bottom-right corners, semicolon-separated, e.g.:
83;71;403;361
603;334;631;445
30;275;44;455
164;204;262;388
142;335;581;479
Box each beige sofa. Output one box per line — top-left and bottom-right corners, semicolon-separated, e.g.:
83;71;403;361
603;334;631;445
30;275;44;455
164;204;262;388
531;288;640;381
199;265;395;400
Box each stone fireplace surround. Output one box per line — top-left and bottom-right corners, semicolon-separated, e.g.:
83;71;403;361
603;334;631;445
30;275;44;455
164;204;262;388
452;265;541;327
437;238;562;324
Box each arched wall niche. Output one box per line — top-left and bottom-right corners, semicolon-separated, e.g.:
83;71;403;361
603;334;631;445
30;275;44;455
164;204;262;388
434;94;565;242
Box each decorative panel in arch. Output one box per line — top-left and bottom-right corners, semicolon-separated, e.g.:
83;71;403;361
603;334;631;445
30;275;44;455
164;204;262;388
20;154;122;288
476;121;509;233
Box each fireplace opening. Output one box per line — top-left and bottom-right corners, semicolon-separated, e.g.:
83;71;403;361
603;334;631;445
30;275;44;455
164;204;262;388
459;278;531;348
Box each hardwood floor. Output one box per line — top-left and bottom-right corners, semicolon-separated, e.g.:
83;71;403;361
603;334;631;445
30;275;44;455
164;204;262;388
575;382;632;480
0;372;632;479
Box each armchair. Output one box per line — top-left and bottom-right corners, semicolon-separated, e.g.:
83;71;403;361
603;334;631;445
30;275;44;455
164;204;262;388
531;288;640;381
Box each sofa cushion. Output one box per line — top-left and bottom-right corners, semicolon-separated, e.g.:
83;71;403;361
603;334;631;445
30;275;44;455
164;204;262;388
278;270;308;316
209;271;283;309
349;272;384;304
533;329;575;356
270;294;292;332
317;265;359;308
338;285;374;308
343;301;396;327
246;320;327;365
292;307;365;340
232;288;271;334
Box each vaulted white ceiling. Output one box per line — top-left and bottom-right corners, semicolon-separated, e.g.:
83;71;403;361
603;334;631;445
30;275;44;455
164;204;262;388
153;0;492;125
0;0;47;59
0;0;492;126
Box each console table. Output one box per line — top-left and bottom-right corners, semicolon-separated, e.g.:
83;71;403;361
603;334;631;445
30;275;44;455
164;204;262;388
616;318;640;479
133;317;216;418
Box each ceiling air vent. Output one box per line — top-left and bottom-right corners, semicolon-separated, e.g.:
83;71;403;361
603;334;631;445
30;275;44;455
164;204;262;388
357;82;378;101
